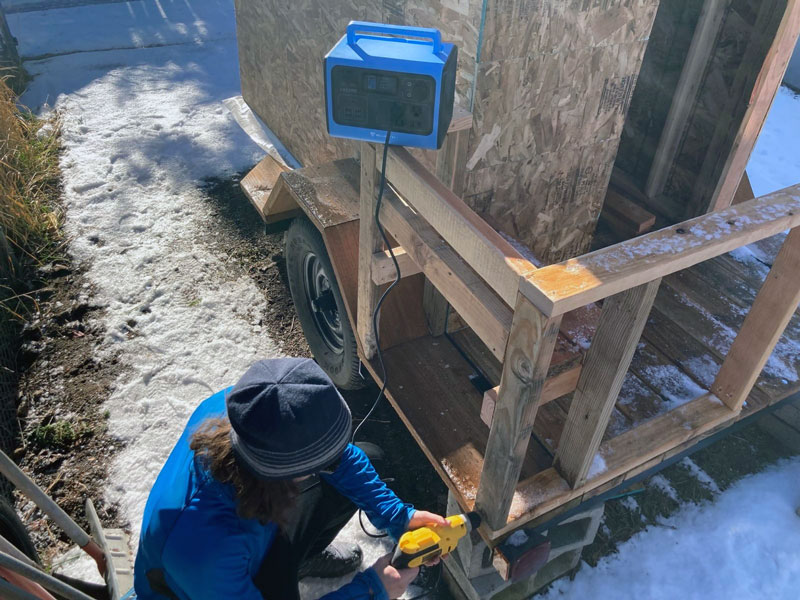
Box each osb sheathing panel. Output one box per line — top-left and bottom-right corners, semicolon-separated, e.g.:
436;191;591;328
236;0;660;263
235;0;482;168
464;0;659;262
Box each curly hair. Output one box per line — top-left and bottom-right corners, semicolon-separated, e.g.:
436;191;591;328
189;417;298;526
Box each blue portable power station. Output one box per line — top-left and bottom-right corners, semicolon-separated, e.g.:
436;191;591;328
324;21;457;150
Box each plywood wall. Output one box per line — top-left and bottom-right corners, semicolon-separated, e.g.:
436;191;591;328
236;0;661;264
464;0;660;263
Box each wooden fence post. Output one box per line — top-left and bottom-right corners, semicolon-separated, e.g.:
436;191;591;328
712;227;800;410
553;279;661;488
474;294;562;530
357;142;381;359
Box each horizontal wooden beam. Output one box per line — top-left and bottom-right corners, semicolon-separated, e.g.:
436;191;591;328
483;393;736;539
371;248;422;285
479;366;582;427
520;185;800;316
381;146;535;307
379;191;512;359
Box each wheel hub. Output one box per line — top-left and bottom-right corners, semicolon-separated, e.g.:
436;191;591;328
303;252;344;354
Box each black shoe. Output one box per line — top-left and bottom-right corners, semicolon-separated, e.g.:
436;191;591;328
298;542;363;580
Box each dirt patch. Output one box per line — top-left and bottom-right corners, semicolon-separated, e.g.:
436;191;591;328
14;261;125;566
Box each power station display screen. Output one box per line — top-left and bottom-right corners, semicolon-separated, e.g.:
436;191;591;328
331;66;436;135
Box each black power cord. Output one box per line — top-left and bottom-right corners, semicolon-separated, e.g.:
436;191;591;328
350;130;440;599
352;128;400;444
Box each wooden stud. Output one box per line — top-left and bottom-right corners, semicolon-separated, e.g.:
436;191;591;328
645;0;727;199
479;365;582;428
554;279;661;488
711;227;800;410
371;247;421;285
698;0;800;215
240;155;291;221
357;142;381;359
423;281;449;336
474;294;563;530
520;186;800;317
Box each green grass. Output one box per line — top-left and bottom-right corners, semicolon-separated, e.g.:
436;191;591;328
0;76;63;320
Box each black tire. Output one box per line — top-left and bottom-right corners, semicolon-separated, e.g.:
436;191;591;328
0;496;39;564
285;218;366;390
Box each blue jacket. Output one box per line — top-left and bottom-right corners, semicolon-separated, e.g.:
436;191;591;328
134;388;415;600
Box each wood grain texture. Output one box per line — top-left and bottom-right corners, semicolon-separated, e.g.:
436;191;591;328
493;393;736;538
474;294;563;530
479;365;582;427
371;247;422;285
712;227;800;410
554;279;661;488
357;143;381;358
240;155;291;221
379;188;513;359
520;187;800;316
382;146;535;307
599;188;656;238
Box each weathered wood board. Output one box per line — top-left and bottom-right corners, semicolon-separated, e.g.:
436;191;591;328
235;0;660;264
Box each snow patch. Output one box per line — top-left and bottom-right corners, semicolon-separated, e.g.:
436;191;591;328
681;457;721;495
648;475;679;503
507;530;529;547
588;453;607;479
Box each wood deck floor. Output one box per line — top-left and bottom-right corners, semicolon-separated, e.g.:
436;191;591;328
362;231;800;540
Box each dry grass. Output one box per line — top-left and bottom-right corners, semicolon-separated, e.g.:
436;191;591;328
0;76;62;319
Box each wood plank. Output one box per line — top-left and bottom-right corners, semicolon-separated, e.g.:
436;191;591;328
554;280;661;488
448;326;583;389
494;393;737;538
357;143;382;359
371;247;421;285
703;0;800;213
599;189;656;239
382;146;535;307
279;159;361;229
644;0;728;199
360;335;548;519
379;190;513;359
480;366;582;428
474;295;563;530
422;281;449;336
712;227;800;410
519;187;800;317
240;155;291;221
732;171;755;205
447;105;473;134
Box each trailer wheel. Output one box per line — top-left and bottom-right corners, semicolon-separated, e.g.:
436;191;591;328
285;219;366;390
0;497;39;563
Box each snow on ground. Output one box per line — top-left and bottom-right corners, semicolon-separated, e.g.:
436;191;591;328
12;1;407;595
541;458;800;600
747;86;800;197
9;0;800;597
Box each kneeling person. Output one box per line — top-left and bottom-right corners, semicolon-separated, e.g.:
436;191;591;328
134;357;444;599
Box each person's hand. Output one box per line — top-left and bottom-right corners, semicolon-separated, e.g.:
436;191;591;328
406;511;449;566
370;553;419;599
406;510;448;531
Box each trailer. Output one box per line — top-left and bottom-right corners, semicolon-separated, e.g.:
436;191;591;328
234;1;800;597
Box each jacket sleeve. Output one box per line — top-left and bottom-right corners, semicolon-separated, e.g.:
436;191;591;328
318;568;389;600
321;444;415;540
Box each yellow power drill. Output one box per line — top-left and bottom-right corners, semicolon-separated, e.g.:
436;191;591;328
391;512;482;569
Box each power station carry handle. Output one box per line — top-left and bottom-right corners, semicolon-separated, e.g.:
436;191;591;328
346;21;443;54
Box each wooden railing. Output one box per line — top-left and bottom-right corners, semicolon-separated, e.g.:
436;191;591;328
358;136;800;534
